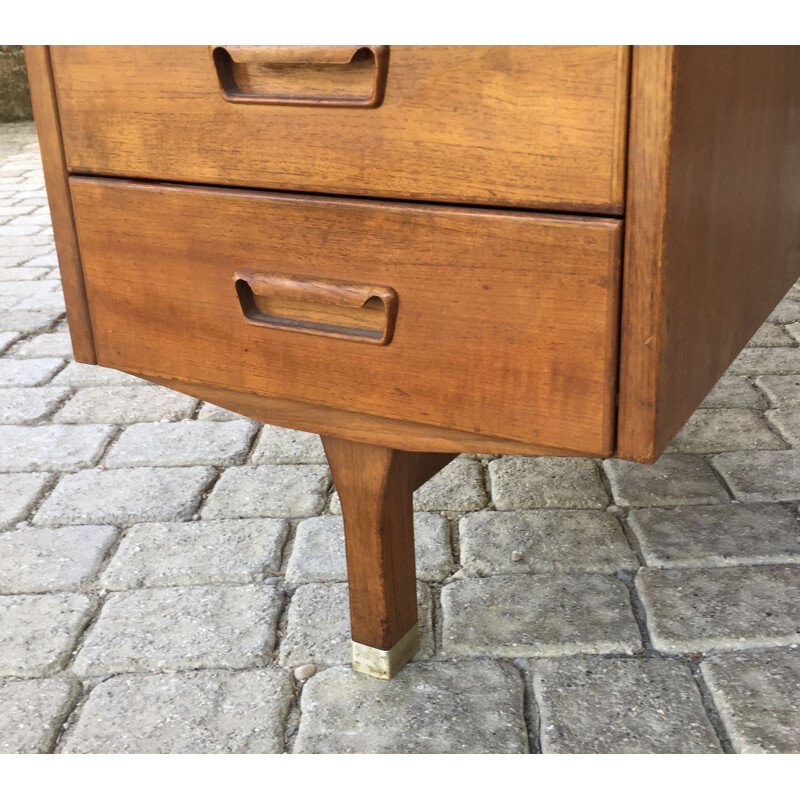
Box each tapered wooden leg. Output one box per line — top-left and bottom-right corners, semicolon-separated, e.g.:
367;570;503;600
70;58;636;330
322;436;455;678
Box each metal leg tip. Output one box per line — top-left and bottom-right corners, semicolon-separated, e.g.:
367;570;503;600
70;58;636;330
351;623;420;679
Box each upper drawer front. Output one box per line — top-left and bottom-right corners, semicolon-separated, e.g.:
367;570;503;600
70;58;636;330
70;179;621;456
53;46;629;214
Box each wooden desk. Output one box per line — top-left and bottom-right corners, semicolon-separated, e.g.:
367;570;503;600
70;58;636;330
26;46;800;677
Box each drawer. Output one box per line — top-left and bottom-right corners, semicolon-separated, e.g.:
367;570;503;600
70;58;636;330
53;46;629;214
70;178;622;456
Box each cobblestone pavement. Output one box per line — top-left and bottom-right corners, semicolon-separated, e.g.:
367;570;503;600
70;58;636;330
1;121;799;754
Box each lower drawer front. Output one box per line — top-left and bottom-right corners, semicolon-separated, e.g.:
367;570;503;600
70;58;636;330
70;178;621;455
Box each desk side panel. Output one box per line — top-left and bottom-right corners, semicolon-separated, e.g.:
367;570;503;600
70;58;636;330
617;45;800;462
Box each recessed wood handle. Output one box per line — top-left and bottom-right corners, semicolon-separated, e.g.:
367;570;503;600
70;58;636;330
211;45;389;107
234;271;398;345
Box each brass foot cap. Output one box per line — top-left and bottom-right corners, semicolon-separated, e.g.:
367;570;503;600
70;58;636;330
351;623;420;679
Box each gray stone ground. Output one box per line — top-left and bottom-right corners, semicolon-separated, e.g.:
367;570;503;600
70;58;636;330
1;121;800;754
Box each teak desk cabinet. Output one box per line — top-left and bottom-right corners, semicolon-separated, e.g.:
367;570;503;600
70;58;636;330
26;46;800;678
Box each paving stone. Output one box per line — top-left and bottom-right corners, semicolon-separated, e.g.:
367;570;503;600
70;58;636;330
12;192;48;203
787;322;800;345
250;424;327;464
0;593;94;677
196;402;250;422
100;518;289;590
628;504;800;568
603;454;729;507
9;331;72;359
21;254;58;269
1;244;55;262
0;356;63;386
0;203;43;221
0;386;71;424
285;513;452;585
0;331;20;354
489;456;608;510
712;450;800;502
413;457;488;511
755;375;800;406
746;323;794;347
0;159;25;172
0;267;50;281
279;581;434;668
533;657;721;753
768;295;800;323
667;408;784;453
441;574;640;657
14;279;58;296
730;348;800;375
0;471;51;528
0;424;115;472
0;206;39;220
0;309;62;334
0;677;80;753
0;278;58;295
12;291;66;312
0;194;32;209
51;362;146;387
294;661;528;754
54;385;198;424
202;465;330;520
459;510;637;576
765;406;800;447
62;669;293;754
0;225;42;238
0;125;35;148
2;206;38;226
34;467;215;526
104;420;256;468
0;525;117;592
8;211;49;226
700;650;800;754
636;565;800;653
72;584;283;676
25;218;54;232
326;490;343;514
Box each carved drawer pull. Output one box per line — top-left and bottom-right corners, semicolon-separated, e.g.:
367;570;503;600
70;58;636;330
234;270;398;345
211;45;389;108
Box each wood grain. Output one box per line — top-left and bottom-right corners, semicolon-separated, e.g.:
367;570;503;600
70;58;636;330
617;46;800;461
413;453;457;489
234;270;397;345
137;373;593;457
70;178;622;456
23;46;96;364
212;45;389;107
51;45;629;214
322;437;451;650
615;46;676;462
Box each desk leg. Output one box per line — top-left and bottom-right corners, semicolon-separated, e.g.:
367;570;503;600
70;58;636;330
322;436;454;679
